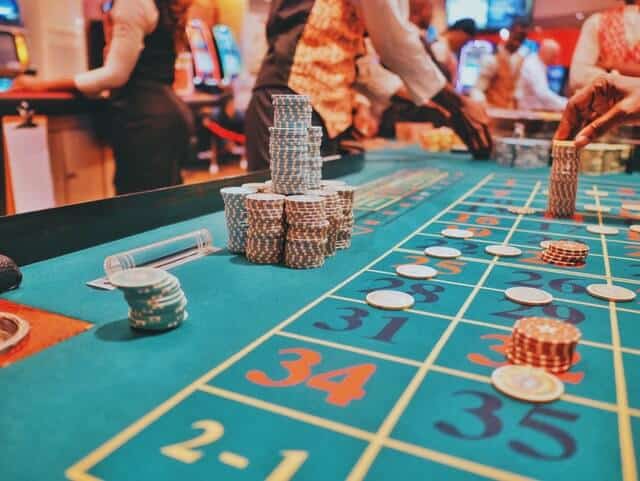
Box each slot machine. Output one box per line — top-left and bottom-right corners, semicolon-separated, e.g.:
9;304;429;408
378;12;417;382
212;24;242;85
186;19;223;93
0;0;29;92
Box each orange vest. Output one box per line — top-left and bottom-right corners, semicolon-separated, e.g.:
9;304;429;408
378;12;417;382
486;49;523;109
598;6;640;66
288;0;366;138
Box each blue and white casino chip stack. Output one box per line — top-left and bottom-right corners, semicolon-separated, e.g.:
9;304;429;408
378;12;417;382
220;186;257;253
270;95;322;194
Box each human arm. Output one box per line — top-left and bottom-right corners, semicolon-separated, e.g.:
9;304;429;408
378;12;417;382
11;0;158;95
555;73;640;147
469;55;497;104
569;14;606;92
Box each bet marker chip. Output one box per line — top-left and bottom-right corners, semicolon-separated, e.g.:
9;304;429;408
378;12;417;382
630;225;640;234
485;245;522;257
505;287;553;306
365;290;415;310
622;202;640;212
584;204;611;214
586;225;619;235
491;365;564;403
441;228;474;239
586;284;637;302
424;246;462;259
395;264;438;280
508;206;537;215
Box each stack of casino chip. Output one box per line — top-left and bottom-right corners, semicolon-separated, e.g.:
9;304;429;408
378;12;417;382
245;193;286;264
547;140;579;218
284;195;329;269
308;126;323;190
540;240;589;267
305;189;342;256
109;267;188;331
270;94;313;195
506;317;581;374
335;185;356;250
221;186;257;253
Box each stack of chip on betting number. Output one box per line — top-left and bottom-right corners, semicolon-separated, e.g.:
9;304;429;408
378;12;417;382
109;267;188;331
270;94;314;195
540;240;589;267
221;186;257;254
245;193;286;264
506;317;581;374
547;140;579;218
284;195;329;269
305;189;342;256
308;126;323;189
335;185;356;250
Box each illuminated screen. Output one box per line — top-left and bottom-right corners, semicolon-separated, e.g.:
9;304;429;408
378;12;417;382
188;27;215;77
447;0;533;30
212;25;242;80
0;0;20;25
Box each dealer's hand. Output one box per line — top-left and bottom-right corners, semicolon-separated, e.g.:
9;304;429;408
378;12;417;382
555;73;640;148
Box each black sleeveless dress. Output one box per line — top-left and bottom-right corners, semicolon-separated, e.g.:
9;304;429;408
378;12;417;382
109;1;194;195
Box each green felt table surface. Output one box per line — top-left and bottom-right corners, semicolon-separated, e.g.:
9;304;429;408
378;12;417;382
2;147;640;481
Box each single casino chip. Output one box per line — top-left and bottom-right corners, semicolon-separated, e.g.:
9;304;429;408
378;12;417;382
514;317;581;346
365;290;415;310
395;264;438;280
0;312;30;354
485;245;522;257
441;228;474;239
0;255;22;293
508;206;537;215
584;204;612;213
622;202;640;212
631;225;640;233
491;365;564;403
109;267;169;289
586;284;637;302
424;246;462;259
505;287;553;306
585;189;608;197
540;240;552;249
586;225;619;235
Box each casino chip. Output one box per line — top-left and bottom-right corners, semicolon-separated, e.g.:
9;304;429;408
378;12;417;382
586;225;619;235
622;202;640;212
366;290;415;310
395;264;438;280
110;268;188;331
0;255;22;293
508;206;537;215
505;287;553;306
221;186;257;254
586;284;637;302
631;225;640;233
485;245;522;257
491;365;564;403
547;141;579;218
539;240;588;267
584;204;611;213
424;246;461;259
0;312;30;354
441;228;474;239
284;195;328;269
539;240;552;249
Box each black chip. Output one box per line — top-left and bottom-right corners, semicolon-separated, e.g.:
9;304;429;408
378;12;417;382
0;255;22;293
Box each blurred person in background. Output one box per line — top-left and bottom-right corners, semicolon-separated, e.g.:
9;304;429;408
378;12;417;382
430;18;478;84
9;0;194;195
516;39;567;111
470;21;529;108
570;0;640;92
245;0;492;172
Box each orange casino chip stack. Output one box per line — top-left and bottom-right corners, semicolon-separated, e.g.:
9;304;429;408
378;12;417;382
547;141;579;218
506;317;581;374
539;240;589;267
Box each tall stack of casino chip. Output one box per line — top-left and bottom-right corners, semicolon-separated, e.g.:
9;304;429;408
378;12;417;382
505;317;581;374
245;193;286;264
270;95;314;195
305;189;342;256
109;267;188;331
547;140;579;218
284;195;329;269
221;186;257;253
540;240;589;267
335;185;356;249
308;126;323;189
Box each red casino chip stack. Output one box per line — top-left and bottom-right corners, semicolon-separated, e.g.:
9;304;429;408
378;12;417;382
506;317;581;374
305;189;342;256
547;140;579;218
335;185;356;250
540;240;589;267
245;193;286;264
284;195;329;269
